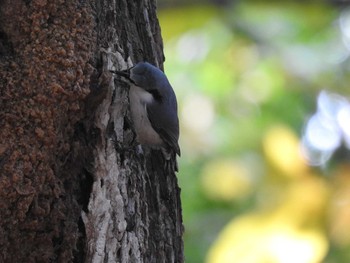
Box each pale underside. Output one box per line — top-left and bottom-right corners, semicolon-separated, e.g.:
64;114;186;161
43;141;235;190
129;85;164;147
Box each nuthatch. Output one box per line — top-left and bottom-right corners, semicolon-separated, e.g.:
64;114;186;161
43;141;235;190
112;62;180;167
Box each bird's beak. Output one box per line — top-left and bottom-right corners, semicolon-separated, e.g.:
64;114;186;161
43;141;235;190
110;69;129;78
110;69;136;84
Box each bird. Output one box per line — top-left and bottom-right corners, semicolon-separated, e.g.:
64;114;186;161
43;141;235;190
111;62;180;170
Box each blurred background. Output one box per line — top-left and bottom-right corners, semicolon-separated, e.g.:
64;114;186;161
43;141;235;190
158;1;350;262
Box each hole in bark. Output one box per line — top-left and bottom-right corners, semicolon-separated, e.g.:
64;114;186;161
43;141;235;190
80;168;93;213
120;152;125;165
123;116;131;130
73;216;86;263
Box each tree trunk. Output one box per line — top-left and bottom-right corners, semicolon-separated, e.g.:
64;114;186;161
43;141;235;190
0;0;183;262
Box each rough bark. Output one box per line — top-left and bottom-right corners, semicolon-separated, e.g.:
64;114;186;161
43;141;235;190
0;0;183;262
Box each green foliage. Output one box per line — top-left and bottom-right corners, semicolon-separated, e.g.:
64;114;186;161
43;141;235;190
159;2;350;263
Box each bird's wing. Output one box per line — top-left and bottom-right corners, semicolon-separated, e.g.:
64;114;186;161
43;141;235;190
147;102;181;156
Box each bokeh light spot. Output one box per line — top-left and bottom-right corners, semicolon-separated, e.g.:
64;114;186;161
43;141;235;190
304;113;341;152
337;103;350;148
201;160;252;202
176;32;210;63
181;93;215;133
302;91;350;166
263;125;307;177
206;213;328;263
